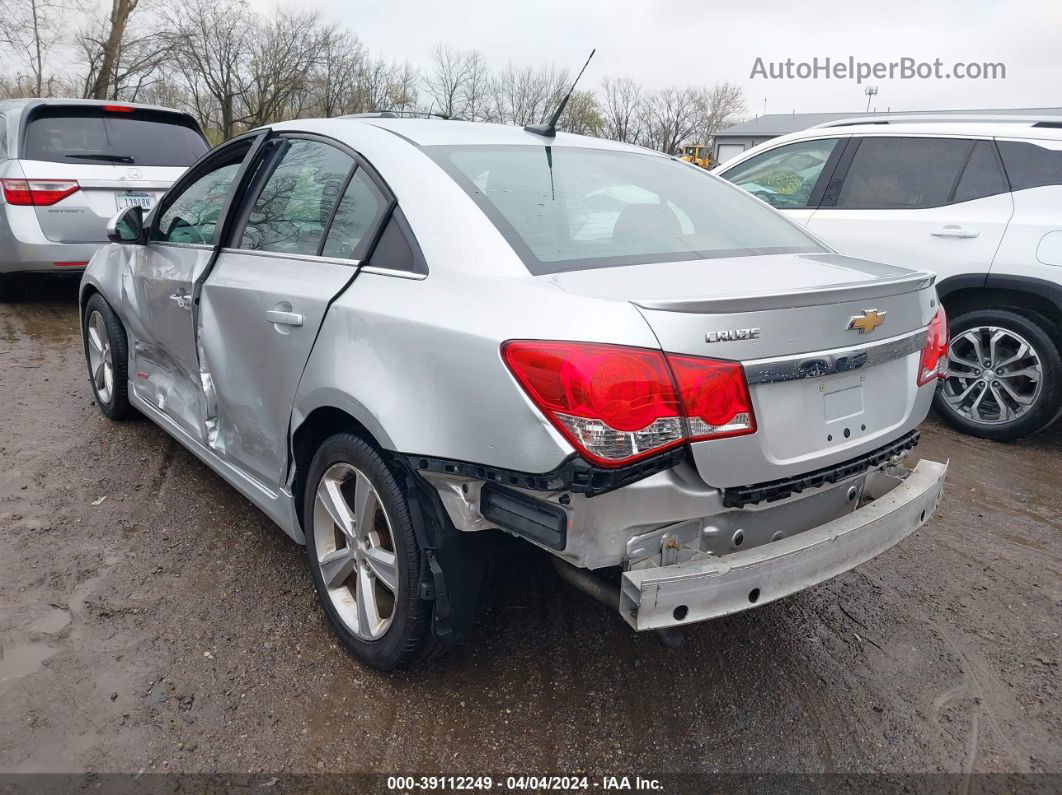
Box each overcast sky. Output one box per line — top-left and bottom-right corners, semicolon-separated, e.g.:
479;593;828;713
266;0;1060;116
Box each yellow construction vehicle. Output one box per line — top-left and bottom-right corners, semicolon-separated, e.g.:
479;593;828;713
679;144;712;169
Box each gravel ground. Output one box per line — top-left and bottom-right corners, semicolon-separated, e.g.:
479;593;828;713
0;278;1059;780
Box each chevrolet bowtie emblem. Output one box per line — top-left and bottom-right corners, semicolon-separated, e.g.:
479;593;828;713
847;309;887;334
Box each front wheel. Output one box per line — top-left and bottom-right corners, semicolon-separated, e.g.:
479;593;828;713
303;433;433;670
82;293;134;420
934;308;1062;440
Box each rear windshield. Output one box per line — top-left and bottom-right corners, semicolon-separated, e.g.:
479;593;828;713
425;144;824;275
23;107;208;167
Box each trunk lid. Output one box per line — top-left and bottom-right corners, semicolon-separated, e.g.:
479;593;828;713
546;253;938;488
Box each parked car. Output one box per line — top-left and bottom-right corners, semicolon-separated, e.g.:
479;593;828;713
80;118;947;669
716;117;1062;441
0;98;209;300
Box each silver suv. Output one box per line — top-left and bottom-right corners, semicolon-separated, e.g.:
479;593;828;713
0;98;208;300
80;118;948;669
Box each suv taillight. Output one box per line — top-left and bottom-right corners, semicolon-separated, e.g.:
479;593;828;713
1;179;80;206
502;341;755;467
918;307;949;386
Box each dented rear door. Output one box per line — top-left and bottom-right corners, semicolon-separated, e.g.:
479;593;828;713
196;136;392;491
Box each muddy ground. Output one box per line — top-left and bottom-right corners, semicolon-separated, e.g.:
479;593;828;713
0;278;1059;780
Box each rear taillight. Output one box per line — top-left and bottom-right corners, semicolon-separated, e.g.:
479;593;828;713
1;179;79;206
666;354;757;440
918;307;949;386
502;341;756;467
102;104;133;112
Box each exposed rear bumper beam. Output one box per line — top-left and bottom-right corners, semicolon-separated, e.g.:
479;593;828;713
619;459;947;631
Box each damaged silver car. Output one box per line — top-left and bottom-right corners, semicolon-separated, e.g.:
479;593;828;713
80;116;948;669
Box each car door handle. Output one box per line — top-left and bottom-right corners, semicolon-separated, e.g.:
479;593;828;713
169;292;192;309
266;309;304;327
932;225;979;239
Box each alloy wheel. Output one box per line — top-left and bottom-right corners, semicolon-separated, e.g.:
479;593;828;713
312;463;400;640
86;310;114;405
941;325;1043;425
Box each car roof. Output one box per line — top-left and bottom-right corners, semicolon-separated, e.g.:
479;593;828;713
270;117;663;154
759;120;1062;144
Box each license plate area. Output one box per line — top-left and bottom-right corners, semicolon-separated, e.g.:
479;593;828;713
116;191;154;210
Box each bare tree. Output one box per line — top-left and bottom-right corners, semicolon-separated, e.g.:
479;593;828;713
84;0;138;99
698;81;745;146
0;0;81;96
644;87;705;154
493;62;568;126
558;89;602;136
460;49;493;121
600;76;644;144
161;0;253;138
79;8;170;100
425;44;473;118
239;7;327;127
311;28;366;117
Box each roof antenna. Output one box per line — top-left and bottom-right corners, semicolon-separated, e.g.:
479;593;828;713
525;49;596;138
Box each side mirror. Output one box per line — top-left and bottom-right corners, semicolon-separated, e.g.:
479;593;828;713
107;205;145;244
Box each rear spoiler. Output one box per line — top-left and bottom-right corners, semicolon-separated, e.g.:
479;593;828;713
634;271;935;314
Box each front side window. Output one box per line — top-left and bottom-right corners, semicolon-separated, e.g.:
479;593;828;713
240;139;355;256
835;137;973;209
427;145;823;275
153;158;243;245
722;138;841;209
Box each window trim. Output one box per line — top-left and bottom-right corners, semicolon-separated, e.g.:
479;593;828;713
822;135;1014;211
222;131;397;266
147;130;267;248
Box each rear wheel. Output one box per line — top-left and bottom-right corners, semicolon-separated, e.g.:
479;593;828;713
303;433;432;670
934;308;1061;440
82;293;133;420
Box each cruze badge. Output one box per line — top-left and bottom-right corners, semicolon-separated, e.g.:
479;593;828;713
847;309;887;334
705;327;760;343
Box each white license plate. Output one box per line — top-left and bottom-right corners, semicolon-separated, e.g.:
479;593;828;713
116;192;154;210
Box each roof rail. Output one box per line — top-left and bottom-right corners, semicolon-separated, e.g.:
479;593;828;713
337;110;458;120
810;113;1062;129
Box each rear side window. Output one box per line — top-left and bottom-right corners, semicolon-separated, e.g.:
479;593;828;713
997;141;1062;190
366;210;425;273
239;139;354;256
952;141;1008;203
321;169;388;260
722;138;841;209
22;106;207;167
835;137;972;209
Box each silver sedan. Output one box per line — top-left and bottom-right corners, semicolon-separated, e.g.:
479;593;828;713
81;118;946;669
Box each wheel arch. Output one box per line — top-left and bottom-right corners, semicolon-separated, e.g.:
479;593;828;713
937;274;1062;345
289;401;394;530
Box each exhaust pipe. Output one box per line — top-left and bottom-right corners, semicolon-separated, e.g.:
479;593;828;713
550;556;620;609
550;555;686;648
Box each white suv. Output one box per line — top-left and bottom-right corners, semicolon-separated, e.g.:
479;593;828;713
717;117;1062;441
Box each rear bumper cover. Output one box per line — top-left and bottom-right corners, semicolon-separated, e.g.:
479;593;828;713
619;458;947;631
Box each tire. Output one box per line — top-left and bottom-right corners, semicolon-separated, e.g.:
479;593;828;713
82;293;134;420
934;308;1062;441
302;433;432;670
